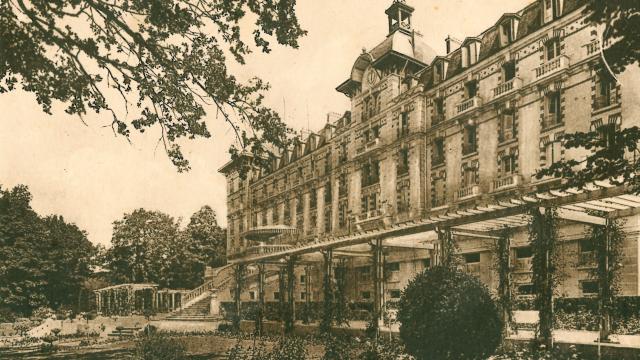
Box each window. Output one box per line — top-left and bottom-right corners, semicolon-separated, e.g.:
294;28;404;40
465;80;478;98
501;22;513;44
309;190;317;210
274;205;280;225
462;125;477;155
324;207;332;233
296;194;303;213
432;138;445;165
542;140;563;166
579;239;595;253
249;291;256;300
338;173;347;198
338;200;348;228
423;258;431;269
581;281;598;295
500;153;517;175
545;39;561;61
503;61;516;81
432;178;447;207
361;192;378;215
283;202;291;225
464;253;480;263
516;246;533;259
596;123;617;148
361;160;380;187
396;179;410;213
398;148;409;175
433;97;444;124
544;91;562;128
517;284;535;295
361;291;371;300
399;112;410;138
338;142;348;164
274;292;280;301
300;292;306;300
434;62;444;82
386;262;400;272
300;275;306;284
499;109;516;142
359;266;371;282
595;70;617;110
389;290;401;299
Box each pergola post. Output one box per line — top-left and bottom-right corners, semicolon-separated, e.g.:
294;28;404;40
371;238;384;335
599;219;613;342
233;263;245;331
320;250;333;333
303;265;311;324
437;227;455;268
497;228;513;338
256;262;265;336
284;255;297;334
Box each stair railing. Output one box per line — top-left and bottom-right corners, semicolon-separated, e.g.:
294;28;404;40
180;264;235;309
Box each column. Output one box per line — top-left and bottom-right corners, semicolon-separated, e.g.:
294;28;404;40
371;238;384;334
257;262;265;336
284;256;296;334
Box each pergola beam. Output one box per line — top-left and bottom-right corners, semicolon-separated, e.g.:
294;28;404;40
556;208;606;226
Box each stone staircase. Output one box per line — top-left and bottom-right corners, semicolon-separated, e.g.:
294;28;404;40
165;264;234;322
165;296;217;322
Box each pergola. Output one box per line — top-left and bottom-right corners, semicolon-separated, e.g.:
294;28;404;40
230;182;640;339
95;284;188;315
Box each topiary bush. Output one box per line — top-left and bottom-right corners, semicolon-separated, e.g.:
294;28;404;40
397;265;503;360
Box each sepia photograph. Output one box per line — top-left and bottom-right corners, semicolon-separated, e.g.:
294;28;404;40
1;0;639;358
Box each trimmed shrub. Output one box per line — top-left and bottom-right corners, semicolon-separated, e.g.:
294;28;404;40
321;334;353;360
134;333;186;360
397;266;503;360
358;338;409;360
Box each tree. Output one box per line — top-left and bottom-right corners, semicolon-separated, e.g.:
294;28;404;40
536;2;639;193
105;208;180;286
183;206;226;277
1;0;305;171
585;1;639;74
396;266;502;360
0;185;97;316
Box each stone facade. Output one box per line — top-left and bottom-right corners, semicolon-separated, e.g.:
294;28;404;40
219;0;640;304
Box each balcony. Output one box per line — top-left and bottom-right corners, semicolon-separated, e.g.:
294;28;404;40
431;195;448;210
456;185;480;201
491;174;522;192
492;78;522;100
534;55;569;80
593;95;619;112
541;114;563;131
356;138;381;156
455;96;482;117
514;257;532;273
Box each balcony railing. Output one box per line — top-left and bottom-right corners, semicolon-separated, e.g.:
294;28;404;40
541;114;563;131
586;40;600;56
455;96;482;117
594;94;618;111
431;195;448;209
357;138;381;155
492;78;522;100
491;174;522;192
514;257;532;272
457;185;480;200
534;55;569;80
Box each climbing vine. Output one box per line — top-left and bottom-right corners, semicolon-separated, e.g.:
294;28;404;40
437;227;460;268
284;257;296;335
589;216;626;339
528;207;560;346
334;259;350;327
493;227;514;337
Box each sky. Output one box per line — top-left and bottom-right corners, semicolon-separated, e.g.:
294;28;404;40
0;0;532;246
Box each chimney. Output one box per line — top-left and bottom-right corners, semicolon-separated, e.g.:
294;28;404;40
445;35;452;54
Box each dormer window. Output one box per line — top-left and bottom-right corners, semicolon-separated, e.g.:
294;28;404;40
497;15;519;47
434;61;445;82
501;23;513;44
461;39;481;68
543;0;563;23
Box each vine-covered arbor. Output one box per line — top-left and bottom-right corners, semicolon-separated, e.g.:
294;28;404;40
95;283;186;316
230;183;640;341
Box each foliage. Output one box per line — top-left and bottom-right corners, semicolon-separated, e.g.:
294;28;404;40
585;1;640;74
358;338;410;360
333;261;350;327
436;227;460;268
267;337;307;360
528;207;561;345
13;321;32;336
554;296;640;335
321;334;353;360
0;185;97;317
1;0;306;171
494;342;586;360
232;264;246;332
397;266;502;360
319;251;333;334
104;206;226;288
134;333;186;360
